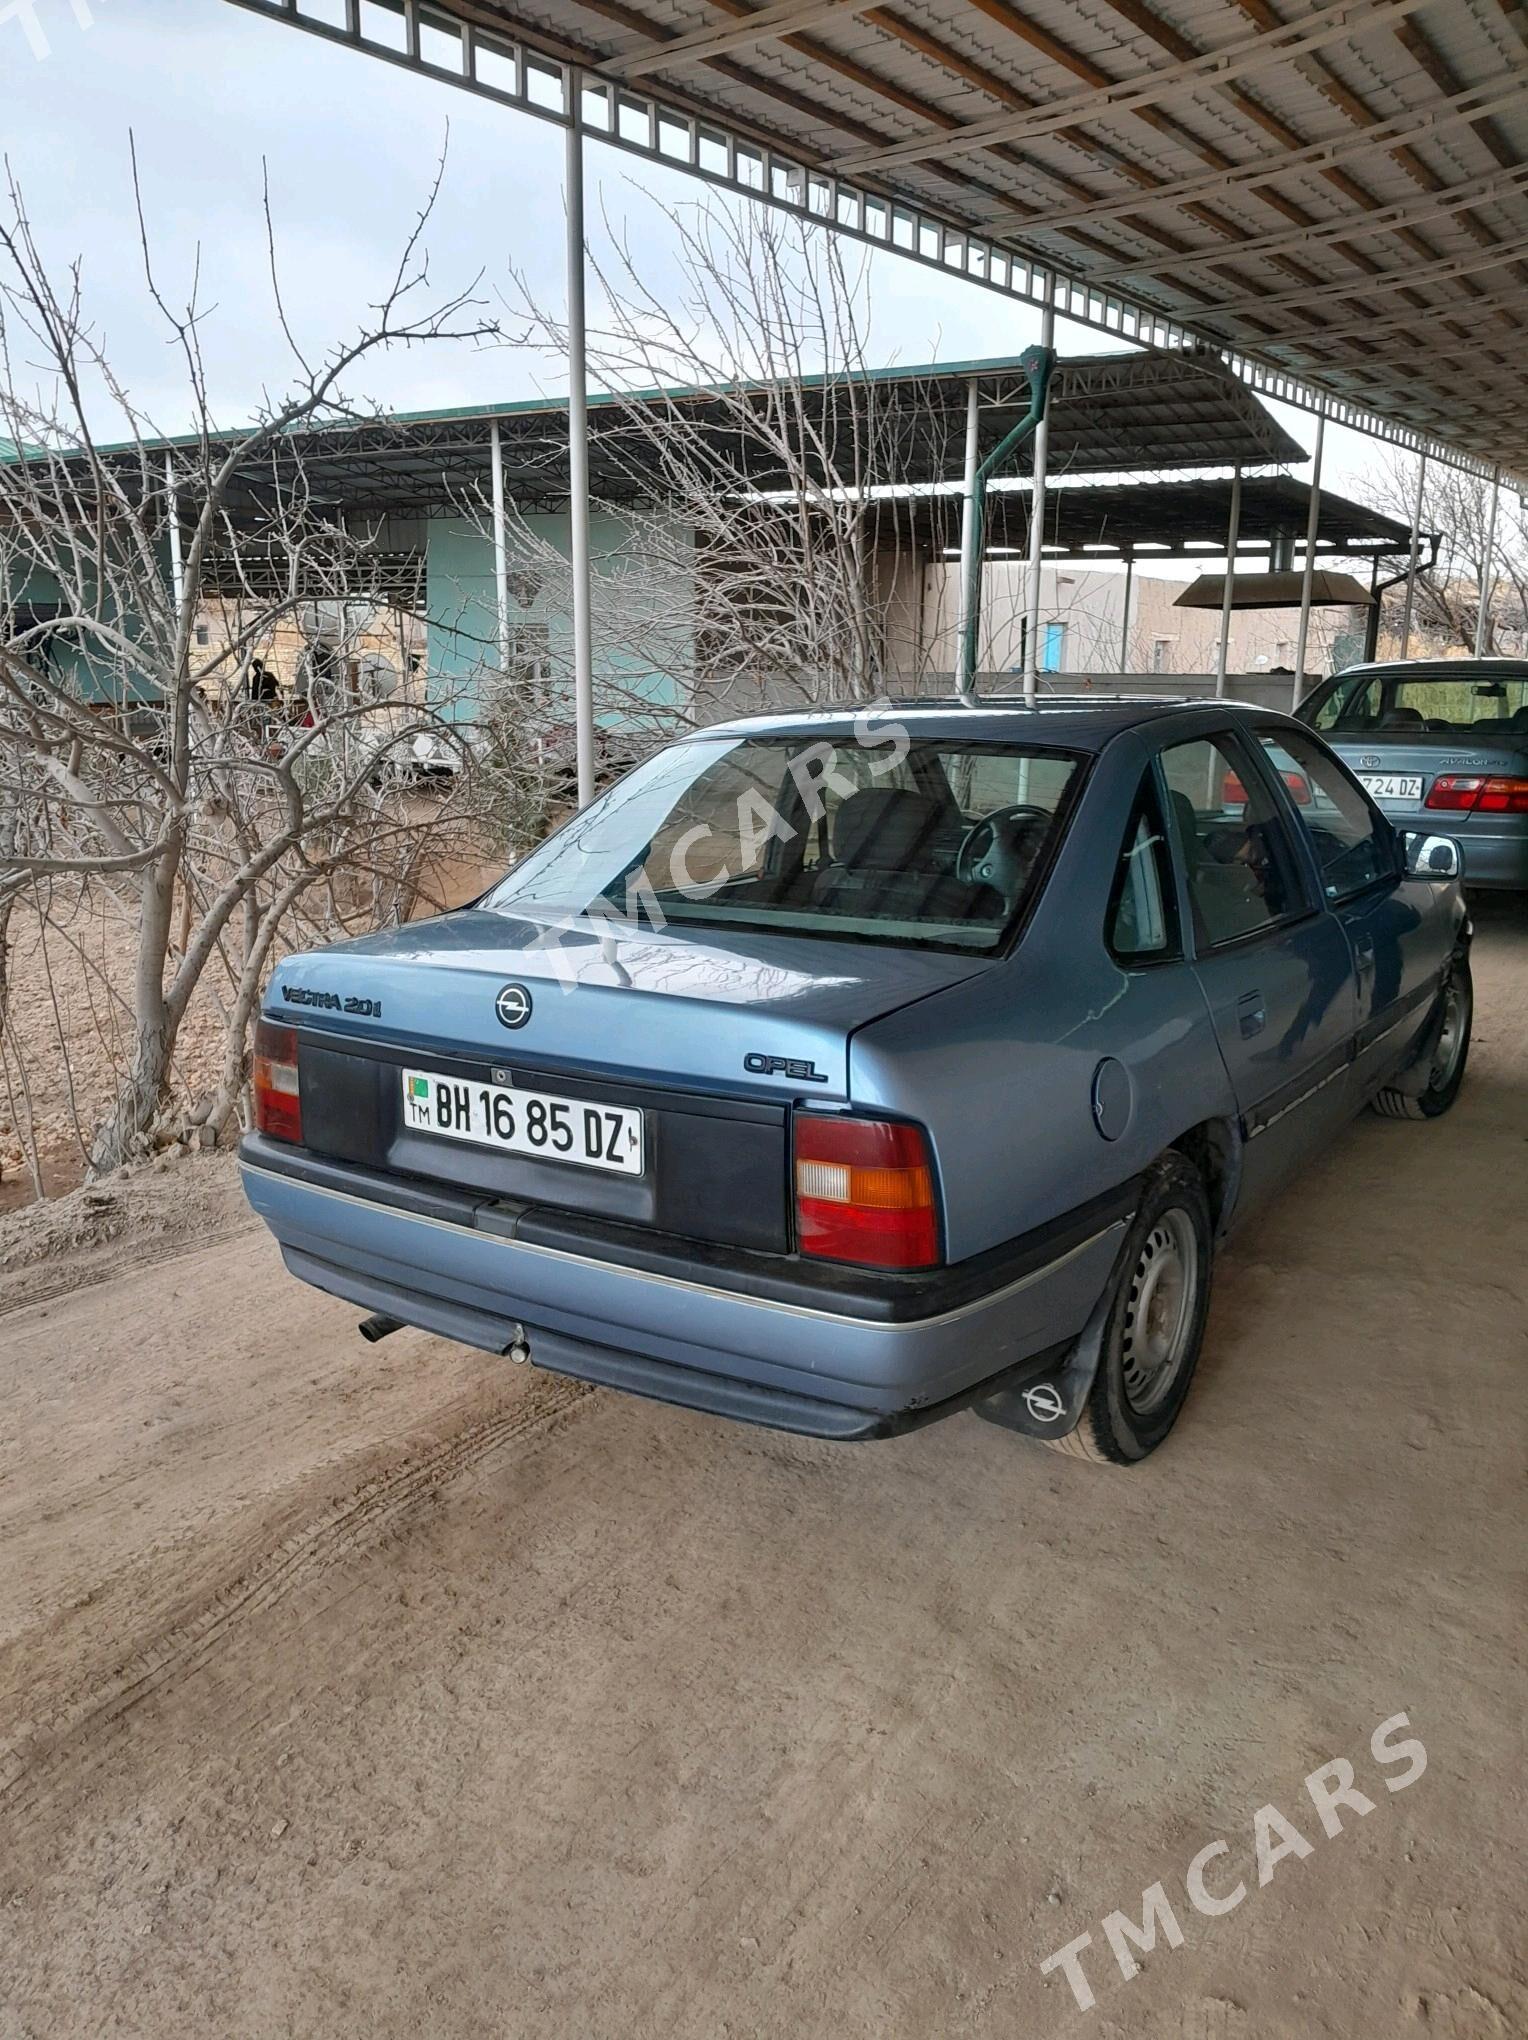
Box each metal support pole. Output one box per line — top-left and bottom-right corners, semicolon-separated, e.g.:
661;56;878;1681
954;379;981;696
1292;406;1325;708
566;114;596;809
490;417;509;674
1022;277;1057;702
1474;463;1501;657
1120;554;1134;674
1363;555;1381;663
1400;450;1427;657
956;345;1051;697
1215;467;1242;698
163;450;184;612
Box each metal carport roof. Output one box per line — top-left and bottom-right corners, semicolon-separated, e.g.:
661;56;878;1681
224;0;1528;479
866;472;1420;558
60;348;1301;516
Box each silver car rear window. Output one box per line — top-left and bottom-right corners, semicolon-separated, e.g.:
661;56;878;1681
1314;671;1528;735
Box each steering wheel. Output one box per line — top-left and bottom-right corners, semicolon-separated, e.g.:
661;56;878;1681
956;804;1050;901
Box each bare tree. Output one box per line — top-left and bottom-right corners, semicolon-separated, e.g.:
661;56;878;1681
0;153;501;1175
1364;452;1527;656
505;196;965;713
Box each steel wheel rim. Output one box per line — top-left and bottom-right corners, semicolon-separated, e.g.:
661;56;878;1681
1431;976;1467;1089
1120;1208;1199;1416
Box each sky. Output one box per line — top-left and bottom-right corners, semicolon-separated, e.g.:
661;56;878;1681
0;0;1409;542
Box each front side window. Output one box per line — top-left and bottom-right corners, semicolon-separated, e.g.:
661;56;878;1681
1311;668;1528;734
1257;730;1396;900
483;733;1081;953
1160;735;1304;948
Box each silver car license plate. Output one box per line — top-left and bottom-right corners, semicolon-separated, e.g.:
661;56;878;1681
1358;772;1423;803
401;1068;644;1175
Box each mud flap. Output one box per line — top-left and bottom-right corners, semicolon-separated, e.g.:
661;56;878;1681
970;1224;1134;1440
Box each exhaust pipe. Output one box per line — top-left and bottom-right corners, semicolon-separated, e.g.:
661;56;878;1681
357;1313;404;1344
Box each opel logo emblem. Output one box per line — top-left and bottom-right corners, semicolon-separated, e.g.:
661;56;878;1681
1023;1382;1066;1425
495;983;532;1030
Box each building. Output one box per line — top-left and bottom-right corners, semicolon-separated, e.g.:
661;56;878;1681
910;560;1362;692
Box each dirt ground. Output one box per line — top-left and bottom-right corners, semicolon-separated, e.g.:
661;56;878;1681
1;907;1524;2039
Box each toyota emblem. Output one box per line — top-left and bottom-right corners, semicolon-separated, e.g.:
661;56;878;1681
495;983;533;1030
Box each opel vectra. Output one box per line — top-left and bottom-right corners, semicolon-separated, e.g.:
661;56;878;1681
241;700;1470;1465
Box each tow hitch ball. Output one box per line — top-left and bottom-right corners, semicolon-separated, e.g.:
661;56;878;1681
507;1323;531;1365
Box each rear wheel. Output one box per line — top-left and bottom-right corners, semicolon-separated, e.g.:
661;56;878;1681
1372;958;1472;1122
1046;1151;1212;1466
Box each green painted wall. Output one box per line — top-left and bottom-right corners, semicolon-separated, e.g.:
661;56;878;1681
5;551;168;704
424;508;693;724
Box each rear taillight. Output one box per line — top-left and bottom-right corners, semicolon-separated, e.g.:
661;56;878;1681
1426;775;1482;811
794;1114;939;1271
1222;769;1310;807
252;1018;302;1143
1426;773;1528;814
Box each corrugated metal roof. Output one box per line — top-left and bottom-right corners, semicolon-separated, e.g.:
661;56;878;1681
226;0;1527;477
865;472;1417;556
54;347;1301;511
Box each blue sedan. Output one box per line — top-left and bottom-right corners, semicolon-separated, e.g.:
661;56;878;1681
240;699;1470;1465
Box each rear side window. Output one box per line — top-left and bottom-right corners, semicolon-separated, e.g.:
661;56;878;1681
1160;734;1305;949
1107;773;1179;962
1257;730;1397;901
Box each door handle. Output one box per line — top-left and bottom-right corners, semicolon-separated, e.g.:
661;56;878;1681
1237;990;1266;1038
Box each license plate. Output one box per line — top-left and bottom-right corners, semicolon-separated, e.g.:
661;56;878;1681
1358;772;1423;803
401;1068;643;1175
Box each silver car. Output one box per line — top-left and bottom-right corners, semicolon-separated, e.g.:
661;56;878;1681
1299;658;1528;891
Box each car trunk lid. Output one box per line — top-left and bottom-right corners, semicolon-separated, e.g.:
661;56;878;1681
270;908;993;1255
274;906;991;1097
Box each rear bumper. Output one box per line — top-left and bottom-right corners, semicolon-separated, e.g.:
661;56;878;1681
1457;828;1528;891
240;1139;1130;1440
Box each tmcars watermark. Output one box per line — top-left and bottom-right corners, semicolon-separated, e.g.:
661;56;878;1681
2;0;103;61
1039;1712;1428;2015
525;701;912;990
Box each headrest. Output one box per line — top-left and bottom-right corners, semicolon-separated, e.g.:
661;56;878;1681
830;787;943;869
1168;789;1202;863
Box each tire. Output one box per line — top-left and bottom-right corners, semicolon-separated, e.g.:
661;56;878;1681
1044;1151;1213;1466
1372;957;1472;1122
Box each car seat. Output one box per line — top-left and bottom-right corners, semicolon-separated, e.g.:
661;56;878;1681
814;787;997;921
1170;787;1283;946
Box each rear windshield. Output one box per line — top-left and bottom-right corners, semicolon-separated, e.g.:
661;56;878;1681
1312;670;1528;736
483;732;1082;952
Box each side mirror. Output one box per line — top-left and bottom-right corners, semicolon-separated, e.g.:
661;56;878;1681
1403;832;1461;879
